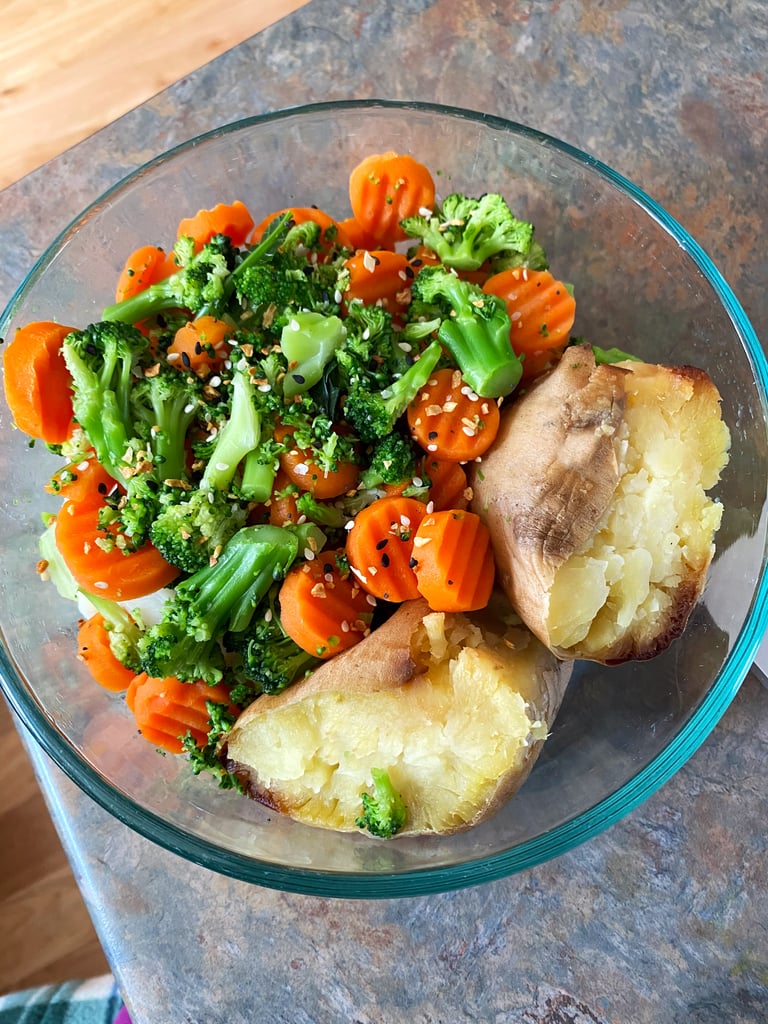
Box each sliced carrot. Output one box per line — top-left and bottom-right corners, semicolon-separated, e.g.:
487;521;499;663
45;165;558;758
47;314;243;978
279;548;374;659
343;249;412;317
345;495;428;603
406;367;501;463
54;499;178;601
167;315;232;376
348;152;436;248
77;613;135;693
126;672;236;754
45;452;121;507
114;245;176;303
276;424;360;500
482;268;576;355
337;216;379;252
3;321;75;444
249;206;353;255
420;456;469;511
267;470;301;526
411;509;495;612
177;200;255;252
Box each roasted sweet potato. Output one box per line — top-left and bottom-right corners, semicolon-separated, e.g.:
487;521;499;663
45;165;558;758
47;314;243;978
224;597;572;837
471;345;731;663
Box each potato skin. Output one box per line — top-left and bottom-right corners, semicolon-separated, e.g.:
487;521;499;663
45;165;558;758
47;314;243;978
471;347;627;637
471;345;730;663
224;598;572;837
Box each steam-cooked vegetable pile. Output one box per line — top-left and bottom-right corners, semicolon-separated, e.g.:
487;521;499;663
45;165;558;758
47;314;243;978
2;152;730;838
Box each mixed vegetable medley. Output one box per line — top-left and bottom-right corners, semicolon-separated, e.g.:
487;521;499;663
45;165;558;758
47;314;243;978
3;151;599;833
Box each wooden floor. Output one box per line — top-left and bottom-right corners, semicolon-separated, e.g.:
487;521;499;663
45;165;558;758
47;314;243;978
0;0;307;998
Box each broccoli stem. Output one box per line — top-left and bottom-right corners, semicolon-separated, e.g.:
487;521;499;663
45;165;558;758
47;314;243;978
200;366;262;493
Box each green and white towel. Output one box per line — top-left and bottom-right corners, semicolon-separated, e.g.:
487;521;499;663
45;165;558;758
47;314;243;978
0;976;124;1024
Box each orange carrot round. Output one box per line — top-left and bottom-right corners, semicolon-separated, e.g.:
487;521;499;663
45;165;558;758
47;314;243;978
45;452;121;508
277;424;360;500
337;215;379;252
167;315;232;376
267;470;301;526
177;200;255;252
420;456;469;511
126;672;236;754
55;499;178;601
279;548;375;659
77;613;135;692
482;268;576;355
343;249;412;317
407;367;501;463
114;245;176;303
411;509;495;612
348;152;436;248
3;321;75;444
345;495;428;603
250;206;353;254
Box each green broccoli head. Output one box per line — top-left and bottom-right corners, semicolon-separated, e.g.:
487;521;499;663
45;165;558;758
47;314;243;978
401;191;540;272
359;431;419;489
342;339;442;443
226;599;320;695
102;233;239;324
355;768;407;839
149;487;248;574
410;265;521;398
130;362;205;483
61;321;150;479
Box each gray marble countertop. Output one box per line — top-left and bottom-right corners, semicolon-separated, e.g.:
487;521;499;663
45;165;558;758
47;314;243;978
2;2;768;1021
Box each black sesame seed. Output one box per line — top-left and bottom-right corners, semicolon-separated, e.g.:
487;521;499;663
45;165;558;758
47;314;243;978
428;430;438;440
381;552;390;568
375;539;389;550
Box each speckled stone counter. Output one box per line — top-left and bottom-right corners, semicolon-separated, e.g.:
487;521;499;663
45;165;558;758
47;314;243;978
2;2;768;1022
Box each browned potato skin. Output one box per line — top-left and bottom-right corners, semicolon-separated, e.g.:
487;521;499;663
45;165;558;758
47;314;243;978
470;344;728;663
470;346;627;654
224;598;572;837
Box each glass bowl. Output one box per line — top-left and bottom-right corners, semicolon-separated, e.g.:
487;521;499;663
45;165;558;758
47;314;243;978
1;100;766;898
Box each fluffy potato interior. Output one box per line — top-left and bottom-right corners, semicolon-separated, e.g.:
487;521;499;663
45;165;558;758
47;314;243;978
547;364;730;657
226;612;557;836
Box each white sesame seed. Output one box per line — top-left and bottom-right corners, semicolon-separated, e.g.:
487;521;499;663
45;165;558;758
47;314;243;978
209;375;222;387
166;351;181;363
215;462;230;471
293;463;309;476
289;319;301;331
94;581;109;590
304;547;316;560
183;403;196;414
362;251;377;273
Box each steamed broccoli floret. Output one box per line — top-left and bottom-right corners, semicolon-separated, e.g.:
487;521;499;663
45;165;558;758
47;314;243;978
355;768;407;839
61;321;149;479
137;522;324;683
138;620;225;686
410;265;521;398
131;363;205;483
235;223;344;335
149;487;248;573
181;699;245;791
359;431;418;489
226;587;320;695
102;234;240;324
401;192;540;272
336;302;412;388
342;339;442;443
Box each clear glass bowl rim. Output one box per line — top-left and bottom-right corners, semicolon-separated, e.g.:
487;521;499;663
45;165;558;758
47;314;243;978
2;98;767;898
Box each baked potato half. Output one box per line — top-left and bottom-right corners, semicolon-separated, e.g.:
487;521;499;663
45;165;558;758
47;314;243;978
224;597;572;837
471;345;731;663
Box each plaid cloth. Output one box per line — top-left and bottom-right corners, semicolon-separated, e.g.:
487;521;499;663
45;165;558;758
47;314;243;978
0;976;126;1024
